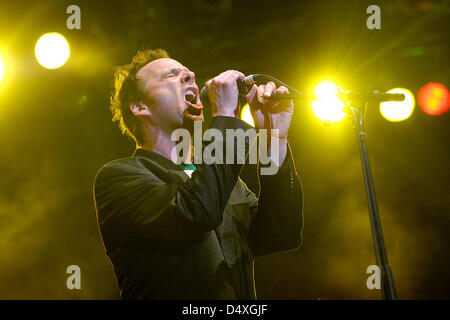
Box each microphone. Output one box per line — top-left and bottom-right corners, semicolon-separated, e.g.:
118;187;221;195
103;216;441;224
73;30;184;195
200;74;309;107
339;90;405;103
200;76;254;107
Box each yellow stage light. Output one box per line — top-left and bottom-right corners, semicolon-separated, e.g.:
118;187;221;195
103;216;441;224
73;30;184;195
35;33;70;69
312;81;346;123
240;104;255;127
380;88;415;122
0;53;4;84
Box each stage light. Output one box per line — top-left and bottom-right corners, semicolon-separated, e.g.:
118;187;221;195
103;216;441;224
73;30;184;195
35;33;70;69
240;104;255;127
379;88;415;122
417;82;450;116
0;53;4;84
312;81;346;123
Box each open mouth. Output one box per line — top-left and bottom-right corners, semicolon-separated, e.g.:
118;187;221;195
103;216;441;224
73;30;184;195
184;88;197;104
184;87;202;117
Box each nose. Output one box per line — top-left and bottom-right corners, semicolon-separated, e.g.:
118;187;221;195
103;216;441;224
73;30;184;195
180;70;195;84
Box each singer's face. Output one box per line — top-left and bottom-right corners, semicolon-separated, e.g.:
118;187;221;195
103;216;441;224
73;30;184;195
136;58;202;130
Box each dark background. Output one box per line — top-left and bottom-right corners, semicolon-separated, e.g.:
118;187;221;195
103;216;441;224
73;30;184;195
0;0;448;299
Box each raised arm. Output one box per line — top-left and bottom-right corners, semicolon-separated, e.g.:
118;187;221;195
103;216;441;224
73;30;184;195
245;80;303;257
247;143;303;257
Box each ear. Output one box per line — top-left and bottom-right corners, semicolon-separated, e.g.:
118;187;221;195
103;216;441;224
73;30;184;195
130;102;151;117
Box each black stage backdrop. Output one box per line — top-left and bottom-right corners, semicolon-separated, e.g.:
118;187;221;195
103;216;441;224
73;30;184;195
0;0;448;299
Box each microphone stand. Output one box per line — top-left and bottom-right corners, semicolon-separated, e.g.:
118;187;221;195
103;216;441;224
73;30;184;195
346;101;397;300
203;75;399;299
268;77;400;299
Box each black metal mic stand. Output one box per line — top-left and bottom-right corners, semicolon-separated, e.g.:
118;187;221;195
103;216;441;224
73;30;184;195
346;101;398;300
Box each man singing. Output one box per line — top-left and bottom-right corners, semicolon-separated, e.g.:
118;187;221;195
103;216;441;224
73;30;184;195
93;49;303;299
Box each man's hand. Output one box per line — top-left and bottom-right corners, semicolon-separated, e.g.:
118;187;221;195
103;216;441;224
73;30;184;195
246;81;294;139
246;81;294;167
205;70;246;118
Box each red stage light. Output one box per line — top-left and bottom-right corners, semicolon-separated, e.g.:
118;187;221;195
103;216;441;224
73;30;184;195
417;82;450;116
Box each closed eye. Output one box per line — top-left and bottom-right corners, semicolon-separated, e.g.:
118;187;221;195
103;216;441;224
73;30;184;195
162;68;189;78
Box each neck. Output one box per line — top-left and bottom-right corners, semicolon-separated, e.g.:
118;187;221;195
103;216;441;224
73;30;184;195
138;124;193;164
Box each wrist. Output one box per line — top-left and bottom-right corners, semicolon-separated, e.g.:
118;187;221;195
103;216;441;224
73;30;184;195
269;130;287;145
272;138;287;167
273;136;287;146
213;112;236;118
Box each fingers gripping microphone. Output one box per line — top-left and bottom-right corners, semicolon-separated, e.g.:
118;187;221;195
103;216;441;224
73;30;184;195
200;74;404;107
200;74;308;108
200;75;258;108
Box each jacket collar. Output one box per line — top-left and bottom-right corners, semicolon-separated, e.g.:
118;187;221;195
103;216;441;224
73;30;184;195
132;148;182;170
132;148;199;175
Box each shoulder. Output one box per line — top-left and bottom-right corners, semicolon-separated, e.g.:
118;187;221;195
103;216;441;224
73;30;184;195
95;156;135;179
94;156;157;186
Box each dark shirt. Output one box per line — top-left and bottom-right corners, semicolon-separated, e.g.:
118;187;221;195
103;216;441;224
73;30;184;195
93;116;303;299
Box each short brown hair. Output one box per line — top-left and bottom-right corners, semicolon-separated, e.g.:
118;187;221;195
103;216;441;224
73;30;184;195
110;48;169;144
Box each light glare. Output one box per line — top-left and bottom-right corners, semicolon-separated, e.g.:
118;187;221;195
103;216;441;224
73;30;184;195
35;33;70;69
312;81;346;122
379;88;415;122
0;53;4;84
240;104;255;127
418;82;450;116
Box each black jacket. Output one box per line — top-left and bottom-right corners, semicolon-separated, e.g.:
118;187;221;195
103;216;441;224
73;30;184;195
93;116;303;299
